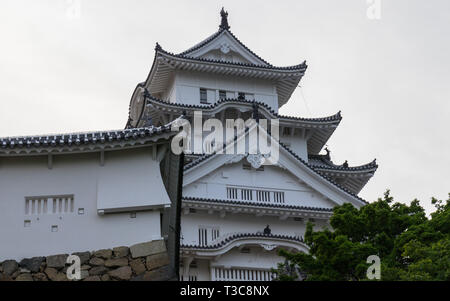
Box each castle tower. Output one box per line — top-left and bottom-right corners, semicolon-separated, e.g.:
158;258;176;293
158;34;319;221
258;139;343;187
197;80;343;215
127;9;377;281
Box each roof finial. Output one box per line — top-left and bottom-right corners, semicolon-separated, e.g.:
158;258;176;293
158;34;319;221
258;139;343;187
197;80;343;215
220;7;230;30
324;147;331;160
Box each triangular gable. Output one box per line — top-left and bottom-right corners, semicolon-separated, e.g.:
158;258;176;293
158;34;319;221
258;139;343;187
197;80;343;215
183;124;367;209
183;160;337;209
178;30;271;67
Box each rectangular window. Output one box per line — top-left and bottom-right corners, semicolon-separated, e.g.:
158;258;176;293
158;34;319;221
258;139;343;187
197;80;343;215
199;227;220;246
256;190;271;202
227;187;238;199
241;189;253;201
212;228;220;241
25;195;74;215
200;88;208;103
273;192;285;204
219;90;227;100
283;127;292;136
198;228;208;246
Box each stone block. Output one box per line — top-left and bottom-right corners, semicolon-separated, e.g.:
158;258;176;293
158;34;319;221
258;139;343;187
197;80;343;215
146;253;169;271
113;246;129;258
130;259;146;275
130;240;166;258
19;257;45;273
1;260;18;276
46;254;68;268
104;258;128;268
108;266;132;280
93;249;112;259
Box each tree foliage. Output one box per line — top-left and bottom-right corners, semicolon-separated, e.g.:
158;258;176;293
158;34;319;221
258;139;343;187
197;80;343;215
274;191;450;281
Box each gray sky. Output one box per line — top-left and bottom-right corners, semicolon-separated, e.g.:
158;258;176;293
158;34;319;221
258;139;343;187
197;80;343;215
0;0;448;213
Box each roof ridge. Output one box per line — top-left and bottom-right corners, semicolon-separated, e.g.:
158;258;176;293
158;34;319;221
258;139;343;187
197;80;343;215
157;43;307;71
279;142;370;204
183;196;334;212
181;232;305;250
313;160;378;172
146;94;341;123
0;125;172;150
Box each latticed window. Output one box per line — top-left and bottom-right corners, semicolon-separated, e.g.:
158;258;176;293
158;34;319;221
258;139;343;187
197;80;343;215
212;228;220;241
200;88;208;103
198;227;220;246
241;189;253;201
25;195;74;215
273;192;285;204
256;190;271;202
198;228;208;246
227;187;238;199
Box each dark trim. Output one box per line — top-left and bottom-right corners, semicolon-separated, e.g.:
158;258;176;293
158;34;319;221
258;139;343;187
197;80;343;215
145;94;342;124
181;233;305;250
0;125;172;150
157;45;307;71
183;196;334;212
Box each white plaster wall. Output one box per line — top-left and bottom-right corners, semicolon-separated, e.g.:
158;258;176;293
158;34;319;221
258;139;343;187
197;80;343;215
168;71;279;109
185;259;210;281
180;211;328;247
0;147;166;261
279;134;309;161
212;247;283;270
183;163;336;208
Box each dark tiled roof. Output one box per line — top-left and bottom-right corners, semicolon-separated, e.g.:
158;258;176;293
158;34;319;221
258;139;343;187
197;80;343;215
184;153;215;171
280;143;369;204
181;233;305;250
145;93;342;124
0;125;171;150
156;43;307;71
308;154;378;172
183;196;334;212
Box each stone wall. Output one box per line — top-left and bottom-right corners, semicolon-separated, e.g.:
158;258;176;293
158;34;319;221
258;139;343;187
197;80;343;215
0;240;175;281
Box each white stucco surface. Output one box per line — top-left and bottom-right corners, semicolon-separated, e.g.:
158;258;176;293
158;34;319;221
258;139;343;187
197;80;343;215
0;147;167;261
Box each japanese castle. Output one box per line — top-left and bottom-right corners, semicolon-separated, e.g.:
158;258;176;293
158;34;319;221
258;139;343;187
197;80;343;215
126;9;378;281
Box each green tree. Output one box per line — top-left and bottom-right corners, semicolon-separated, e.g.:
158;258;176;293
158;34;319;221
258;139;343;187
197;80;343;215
274;191;449;281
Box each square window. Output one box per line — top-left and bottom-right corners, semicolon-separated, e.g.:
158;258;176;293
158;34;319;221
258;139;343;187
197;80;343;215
130;212;137;218
51;225;58;232
78;208;84;215
24;220;31;227
219;90;227;100
238;92;245;100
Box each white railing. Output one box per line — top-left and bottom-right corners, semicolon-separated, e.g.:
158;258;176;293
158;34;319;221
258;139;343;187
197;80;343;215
211;267;275;281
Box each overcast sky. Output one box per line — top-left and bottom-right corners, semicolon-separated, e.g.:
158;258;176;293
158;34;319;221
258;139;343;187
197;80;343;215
0;0;448;213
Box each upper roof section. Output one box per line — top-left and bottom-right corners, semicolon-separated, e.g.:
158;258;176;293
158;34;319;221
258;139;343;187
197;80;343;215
177;8;274;67
133;8;307;112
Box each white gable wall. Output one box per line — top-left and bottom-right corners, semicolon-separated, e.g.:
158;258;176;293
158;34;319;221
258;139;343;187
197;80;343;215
0;147;167;261
184;163;336;209
185;31;269;66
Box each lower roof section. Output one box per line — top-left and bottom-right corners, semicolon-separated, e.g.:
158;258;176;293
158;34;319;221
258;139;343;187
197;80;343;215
182;196;333;220
0;125;174;157
181;233;310;256
308;154;378;194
